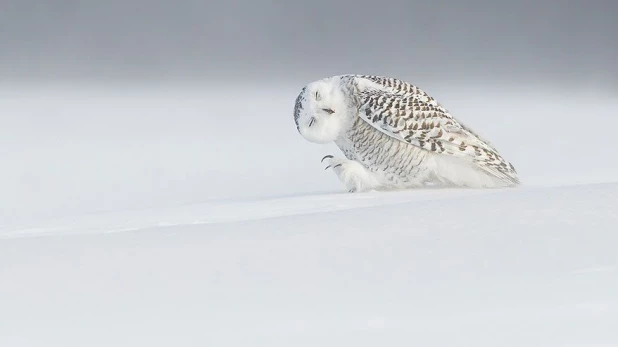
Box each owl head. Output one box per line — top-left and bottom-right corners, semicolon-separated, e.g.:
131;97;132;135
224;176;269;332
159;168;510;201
293;76;353;144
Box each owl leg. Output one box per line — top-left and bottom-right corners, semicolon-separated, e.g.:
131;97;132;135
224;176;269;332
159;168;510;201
322;155;381;193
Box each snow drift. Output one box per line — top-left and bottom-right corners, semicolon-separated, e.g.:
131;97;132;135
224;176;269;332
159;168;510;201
1;82;617;347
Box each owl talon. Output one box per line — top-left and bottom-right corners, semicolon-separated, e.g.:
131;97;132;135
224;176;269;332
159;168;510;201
321;155;334;163
321;156;379;193
324;163;342;170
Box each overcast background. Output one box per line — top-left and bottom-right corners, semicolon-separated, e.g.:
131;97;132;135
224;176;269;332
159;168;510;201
1;0;617;88
2;3;618;346
2;0;618;224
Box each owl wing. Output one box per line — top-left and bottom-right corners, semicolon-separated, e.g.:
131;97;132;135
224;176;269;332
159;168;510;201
354;75;519;185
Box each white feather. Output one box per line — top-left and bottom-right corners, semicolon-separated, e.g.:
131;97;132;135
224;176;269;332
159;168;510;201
293;75;520;192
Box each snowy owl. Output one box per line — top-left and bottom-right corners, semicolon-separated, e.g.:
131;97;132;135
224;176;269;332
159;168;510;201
293;74;519;192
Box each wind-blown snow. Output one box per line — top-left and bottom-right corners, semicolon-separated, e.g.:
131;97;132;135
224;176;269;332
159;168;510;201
1;83;617;346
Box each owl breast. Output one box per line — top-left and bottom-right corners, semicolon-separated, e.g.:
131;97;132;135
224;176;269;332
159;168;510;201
335;117;436;188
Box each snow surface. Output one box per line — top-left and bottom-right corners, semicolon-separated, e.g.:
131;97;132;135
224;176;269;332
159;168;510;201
1;83;618;346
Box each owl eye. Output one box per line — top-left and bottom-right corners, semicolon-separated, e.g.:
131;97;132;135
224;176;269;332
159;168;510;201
322;108;335;114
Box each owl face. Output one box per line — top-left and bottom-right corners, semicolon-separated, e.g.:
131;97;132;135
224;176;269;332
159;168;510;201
293;77;350;144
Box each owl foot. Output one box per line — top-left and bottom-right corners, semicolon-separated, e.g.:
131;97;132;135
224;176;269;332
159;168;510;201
321;155;380;193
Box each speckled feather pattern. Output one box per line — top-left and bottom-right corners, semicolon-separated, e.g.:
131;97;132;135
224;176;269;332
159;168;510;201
293;74;520;190
349;75;519;186
335;116;434;188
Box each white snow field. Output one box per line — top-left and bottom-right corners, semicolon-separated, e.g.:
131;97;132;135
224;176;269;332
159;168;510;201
1;82;618;347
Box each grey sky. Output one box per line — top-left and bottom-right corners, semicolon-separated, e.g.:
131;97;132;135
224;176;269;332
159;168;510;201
1;0;616;85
